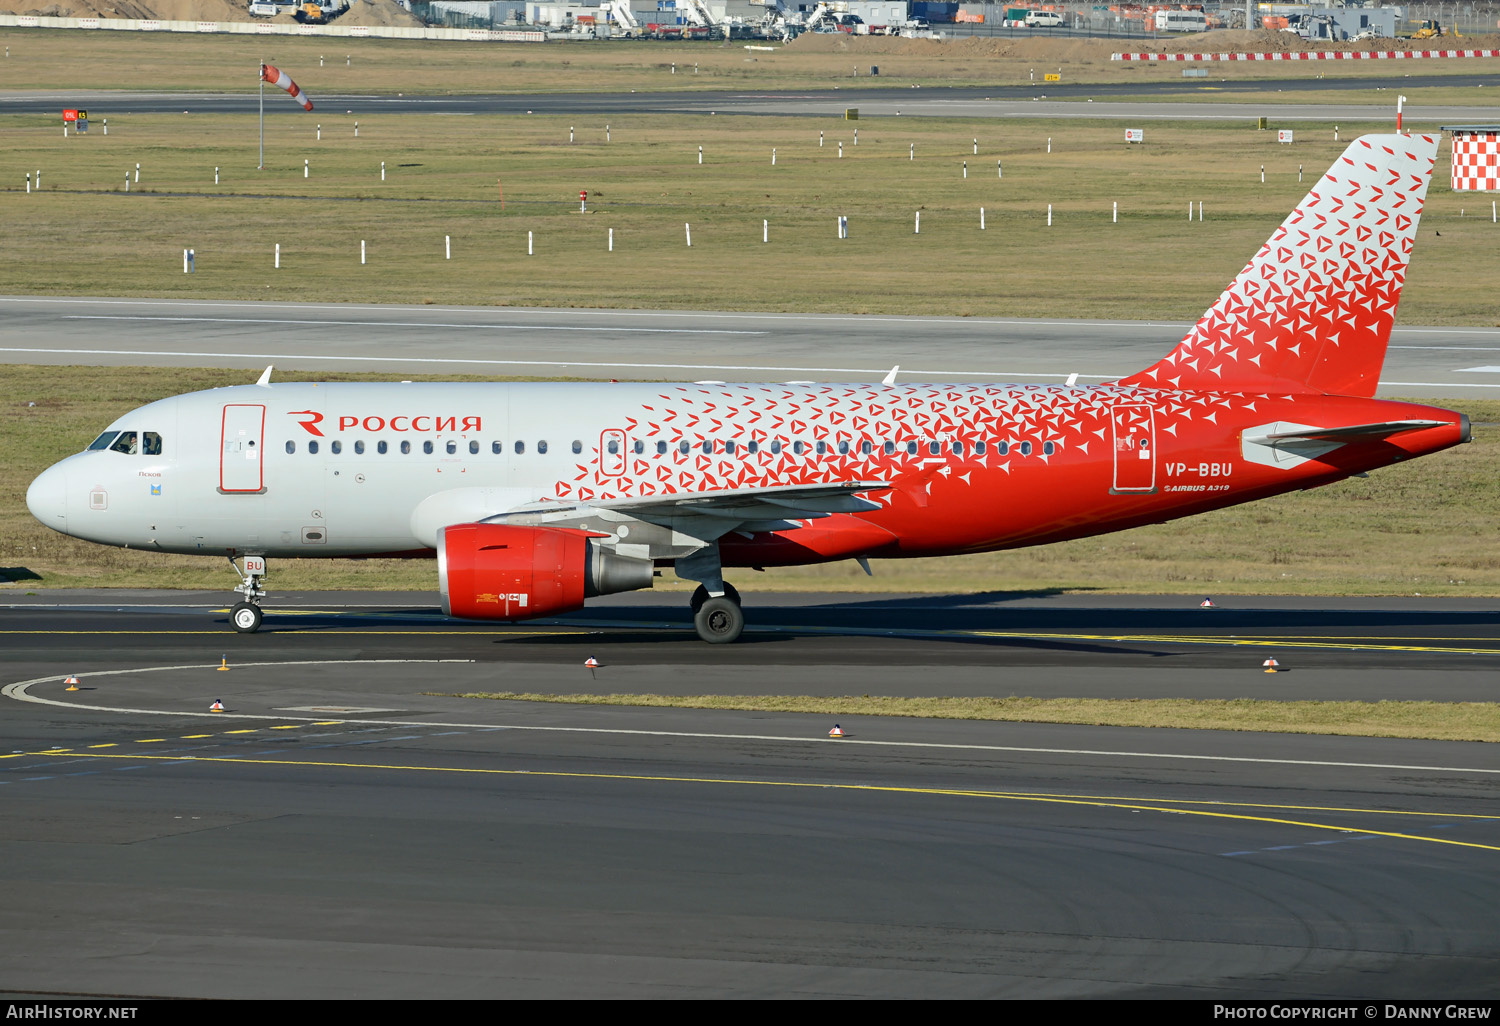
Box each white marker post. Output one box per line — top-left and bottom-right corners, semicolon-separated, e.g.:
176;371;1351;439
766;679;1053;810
184;249;189;273
1260;164;1265;183
570;125;574;143
772;148;776;166
304;159;309;179
1188;201;1192;222
445;235;451;260
355;121;359;137
998;159;1002;179
102;118;107;136
1299;164;1303;183
317;124;321;141
914;211;920;234
25;172;30;194
361;240;366;265
854;128;858;146
980;207;985;230
188;248;194;273
910;143;915;161
1113;201;1118;223
1334;124;1339;142
63;125;67;138
215;166;219;185
134;163;140;183
698;145;703;165
839;141;843;159
1047;137;1051;153
124;173;129;193
381;162;386;181
1048;204;1052;226
275;243;280;268
763;220;768;243
606;124;610;142
1198;201;1203;222
528;231;533;256
609;228;614;252
685;223;692;247
820;131;824;147
963;161;967;179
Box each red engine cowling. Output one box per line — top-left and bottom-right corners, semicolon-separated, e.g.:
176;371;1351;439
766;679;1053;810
437;523;654;621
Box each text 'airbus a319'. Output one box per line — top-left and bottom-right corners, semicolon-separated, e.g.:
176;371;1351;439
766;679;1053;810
27;133;1468;642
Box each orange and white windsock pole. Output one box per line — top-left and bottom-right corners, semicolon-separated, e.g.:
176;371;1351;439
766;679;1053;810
259;62;314;169
1397;94;1407;133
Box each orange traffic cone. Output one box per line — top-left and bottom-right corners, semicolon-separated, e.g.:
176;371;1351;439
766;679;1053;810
1263;657;1281;673
217;656;229;672
584;657;599;669
1200;597;1215;608
828;724;845;738
210;699;225;712
64;675;80;691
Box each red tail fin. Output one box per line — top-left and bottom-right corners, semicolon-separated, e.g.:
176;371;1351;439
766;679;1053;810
1118;133;1439;397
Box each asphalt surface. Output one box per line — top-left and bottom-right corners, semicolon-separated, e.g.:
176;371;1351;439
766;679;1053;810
2;591;1496;997
2;84;1496;122
6;295;1500;398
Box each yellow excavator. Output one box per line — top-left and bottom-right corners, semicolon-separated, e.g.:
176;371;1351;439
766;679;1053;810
1410;20;1450;39
296;3;327;23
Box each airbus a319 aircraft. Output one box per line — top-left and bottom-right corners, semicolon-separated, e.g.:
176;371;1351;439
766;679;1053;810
27;133;1469;642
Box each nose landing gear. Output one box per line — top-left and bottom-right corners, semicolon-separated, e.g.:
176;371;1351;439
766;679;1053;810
228;555;267;633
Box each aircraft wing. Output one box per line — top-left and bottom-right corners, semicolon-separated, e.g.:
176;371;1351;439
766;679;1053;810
507;480;891;524
1243;420;1449;446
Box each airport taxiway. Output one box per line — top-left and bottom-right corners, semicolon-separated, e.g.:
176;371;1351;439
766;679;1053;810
2;592;1497;998
5;296;1500;398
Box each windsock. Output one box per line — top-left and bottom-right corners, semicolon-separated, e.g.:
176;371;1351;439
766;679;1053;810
261;63;314;112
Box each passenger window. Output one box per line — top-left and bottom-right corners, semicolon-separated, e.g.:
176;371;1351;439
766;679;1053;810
975;440;986;455
286;440;296;454
331;441;343;455
657;441;668;455
378;441;389;455
309;440;319;455
469;441;479;455
725;440;736;455
816;441;827;455
793;441;805;456
861;441;872;455
87;431;120;451
929;441;941;456
109;431;138;455
633;440;645;455
770;440;782;454
572;440;583;454
747;440;759;454
423;441;434;455
354;440;365;455
838;441;849;455
514;441;525;455
701;440;713;455
906;442;918;456
1020;441;1033;456
1043;441;1055;456
446;441;457;455
537;440;548;455
492;441;502;455
884;441;895;456
607;439;620;455
951;441;963;455
997;441;1009;455
143;432;163;456
679;441;691;455
401;441;412;455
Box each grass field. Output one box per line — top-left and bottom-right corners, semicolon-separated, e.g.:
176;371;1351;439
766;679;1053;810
4;365;1498;595
443;692;1500;743
5;113;1499;323
4;27;1500;95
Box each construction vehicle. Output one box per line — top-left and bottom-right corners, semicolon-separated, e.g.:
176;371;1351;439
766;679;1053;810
1411;19;1444;39
295;2;327;22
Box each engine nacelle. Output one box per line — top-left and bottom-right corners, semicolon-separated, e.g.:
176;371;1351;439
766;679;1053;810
437;523;654;621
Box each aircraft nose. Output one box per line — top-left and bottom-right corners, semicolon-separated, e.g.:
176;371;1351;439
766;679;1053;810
26;464;68;533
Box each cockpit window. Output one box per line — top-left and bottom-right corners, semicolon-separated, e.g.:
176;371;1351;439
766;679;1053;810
108;431;138;455
87;432;120;451
143;432;163;456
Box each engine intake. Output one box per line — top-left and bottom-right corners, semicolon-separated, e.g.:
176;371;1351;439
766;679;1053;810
438;523;654;621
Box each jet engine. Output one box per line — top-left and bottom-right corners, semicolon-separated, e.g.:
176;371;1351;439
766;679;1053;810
437;523;654;621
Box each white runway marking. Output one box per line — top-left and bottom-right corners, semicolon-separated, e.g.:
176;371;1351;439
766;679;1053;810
5;663;1496;777
65;315;768;336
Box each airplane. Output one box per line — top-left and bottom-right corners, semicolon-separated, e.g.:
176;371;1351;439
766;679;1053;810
26;132;1469;643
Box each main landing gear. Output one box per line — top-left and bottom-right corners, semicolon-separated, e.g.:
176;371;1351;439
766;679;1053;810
228;555;267;634
690;583;743;644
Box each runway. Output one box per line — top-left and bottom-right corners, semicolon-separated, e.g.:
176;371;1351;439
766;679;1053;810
2;84;1497;122
1;592;1497;997
6;295;1500;398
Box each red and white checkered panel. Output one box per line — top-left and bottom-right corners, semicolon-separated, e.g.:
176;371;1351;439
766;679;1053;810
1451;132;1500;191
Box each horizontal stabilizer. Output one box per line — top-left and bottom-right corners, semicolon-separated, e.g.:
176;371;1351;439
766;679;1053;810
1243;419;1448;446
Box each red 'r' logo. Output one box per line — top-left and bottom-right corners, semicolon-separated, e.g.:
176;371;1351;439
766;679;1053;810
289;410;325;437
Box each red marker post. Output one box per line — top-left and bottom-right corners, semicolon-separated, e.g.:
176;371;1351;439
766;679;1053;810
580;189;587;213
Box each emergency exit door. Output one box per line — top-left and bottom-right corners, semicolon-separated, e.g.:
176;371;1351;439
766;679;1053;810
220;404;266;493
1110;403;1157;494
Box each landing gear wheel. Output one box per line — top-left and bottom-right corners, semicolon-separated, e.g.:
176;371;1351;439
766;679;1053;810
694;595;745;644
689;582;741;614
231;602;262;634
